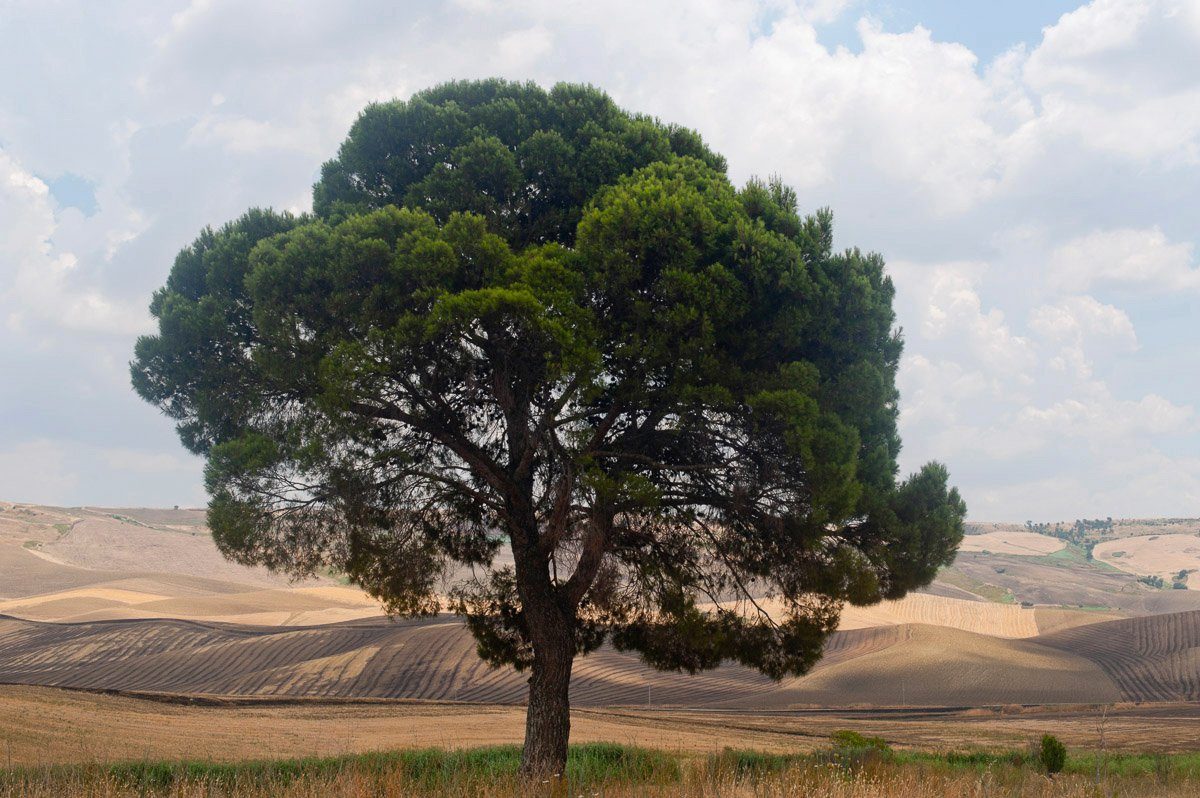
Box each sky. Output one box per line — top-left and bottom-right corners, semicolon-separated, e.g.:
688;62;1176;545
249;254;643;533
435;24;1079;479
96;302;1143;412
0;0;1197;521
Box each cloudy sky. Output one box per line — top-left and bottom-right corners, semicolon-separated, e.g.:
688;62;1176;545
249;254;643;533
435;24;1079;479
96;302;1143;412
1;0;1197;520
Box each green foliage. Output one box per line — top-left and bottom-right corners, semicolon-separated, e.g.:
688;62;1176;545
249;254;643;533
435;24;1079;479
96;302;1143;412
823;730;895;770
704;748;795;777
132;78;965;693
1;744;677;793
10;744;1200;793
944;750;1028;767
314;79;725;249
830;730;892;753
1039;734;1067;774
1026;517;1113;544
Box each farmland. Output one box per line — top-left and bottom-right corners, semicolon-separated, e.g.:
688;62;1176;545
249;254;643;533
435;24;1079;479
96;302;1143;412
3;503;1200;796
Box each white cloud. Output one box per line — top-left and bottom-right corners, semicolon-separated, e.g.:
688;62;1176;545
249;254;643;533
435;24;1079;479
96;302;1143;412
496;25;554;69
1030;295;1137;377
101;448;199;474
1019;391;1193;439
0;0;1198;519
894;261;1036;378
1048;227;1200;293
0;149;149;338
1024;0;1200;164
798;0;856;25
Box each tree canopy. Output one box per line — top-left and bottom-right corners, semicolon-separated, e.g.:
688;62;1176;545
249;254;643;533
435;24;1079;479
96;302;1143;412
132;78;965;777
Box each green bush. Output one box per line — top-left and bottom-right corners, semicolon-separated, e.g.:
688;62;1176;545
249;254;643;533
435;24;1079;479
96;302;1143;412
1040;734;1067;774
831;730;891;753
704;748;795;778
945;750;1028;767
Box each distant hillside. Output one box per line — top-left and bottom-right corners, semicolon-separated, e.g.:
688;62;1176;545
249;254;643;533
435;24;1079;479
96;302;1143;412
2;611;1197;706
5;502;1200;709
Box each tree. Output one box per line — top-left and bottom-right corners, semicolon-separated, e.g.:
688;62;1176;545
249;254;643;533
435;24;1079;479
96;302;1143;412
131;79;965;778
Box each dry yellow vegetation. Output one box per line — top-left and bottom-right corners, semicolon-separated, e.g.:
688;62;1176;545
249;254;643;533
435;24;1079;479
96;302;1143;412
6;609;1198;706
3;502;1198;720
838;593;1041;637
958;531;1065;556
3;685;1200;768
4;765;1197;798
1094;534;1200;586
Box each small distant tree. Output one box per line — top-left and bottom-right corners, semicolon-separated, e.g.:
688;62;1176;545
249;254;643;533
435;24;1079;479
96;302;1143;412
1040;734;1067;774
131;79;965;778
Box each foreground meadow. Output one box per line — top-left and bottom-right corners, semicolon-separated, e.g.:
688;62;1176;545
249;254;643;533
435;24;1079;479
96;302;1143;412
3;690;1198;797
3;743;1200;797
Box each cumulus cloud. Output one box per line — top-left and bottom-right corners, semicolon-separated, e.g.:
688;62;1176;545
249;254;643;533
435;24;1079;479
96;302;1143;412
1048;227;1200;293
0;149;149;337
892;261;1036;381
1024;0;1200;164
1030;295;1137;378
0;0;1197;518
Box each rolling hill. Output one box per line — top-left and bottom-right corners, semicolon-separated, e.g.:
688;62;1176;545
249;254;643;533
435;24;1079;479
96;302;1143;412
3;502;1200;709
2;610;1196;706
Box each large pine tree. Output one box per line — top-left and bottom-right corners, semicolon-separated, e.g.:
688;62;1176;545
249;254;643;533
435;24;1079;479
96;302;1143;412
132;79;965;777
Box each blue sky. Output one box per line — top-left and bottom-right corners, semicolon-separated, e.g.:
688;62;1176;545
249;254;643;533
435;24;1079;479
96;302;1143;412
814;1;1086;60
0;0;1197;521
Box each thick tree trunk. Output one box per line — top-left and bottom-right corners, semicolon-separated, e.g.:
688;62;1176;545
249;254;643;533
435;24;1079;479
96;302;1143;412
520;634;574;779
508;496;581;780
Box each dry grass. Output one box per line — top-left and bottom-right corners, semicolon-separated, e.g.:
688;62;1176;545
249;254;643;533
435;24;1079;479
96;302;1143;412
4;686;1200;770
2;750;1198;798
1094;534;1200;585
838;593;1042;637
959;531;1066;557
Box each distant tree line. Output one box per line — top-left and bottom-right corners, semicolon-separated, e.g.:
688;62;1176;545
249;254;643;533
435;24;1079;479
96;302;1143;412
1137;571;1192;590
1025;517;1113;544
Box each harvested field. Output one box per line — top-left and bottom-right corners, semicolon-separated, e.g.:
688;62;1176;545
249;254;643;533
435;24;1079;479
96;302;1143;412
735;624;1119;707
1094;534;1200;586
1033;606;1125;634
958;530;1065;556
1039;611;1200;702
3;685;1200;769
3;503;1200;723
29;515;307;589
3;610;1196;706
838;593;1041;637
946;550;1200;613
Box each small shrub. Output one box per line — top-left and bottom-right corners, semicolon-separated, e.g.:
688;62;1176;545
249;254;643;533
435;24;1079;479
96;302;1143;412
823;730;895;770
1039;734;1066;774
946;750;1027;767
830;730;890;753
705;748;793;778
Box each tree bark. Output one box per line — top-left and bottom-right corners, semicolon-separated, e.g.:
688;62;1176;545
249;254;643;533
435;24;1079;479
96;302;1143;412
508;494;579;780
520;628;574;779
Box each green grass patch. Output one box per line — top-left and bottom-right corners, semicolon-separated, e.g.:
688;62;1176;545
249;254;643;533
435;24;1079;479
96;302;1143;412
6;743;1200;794
1027;542;1124;573
936;567;1014;603
0;744;679;793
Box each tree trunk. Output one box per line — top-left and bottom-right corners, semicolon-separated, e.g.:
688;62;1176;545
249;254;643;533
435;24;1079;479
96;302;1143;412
520;635;574;779
508;500;579;780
